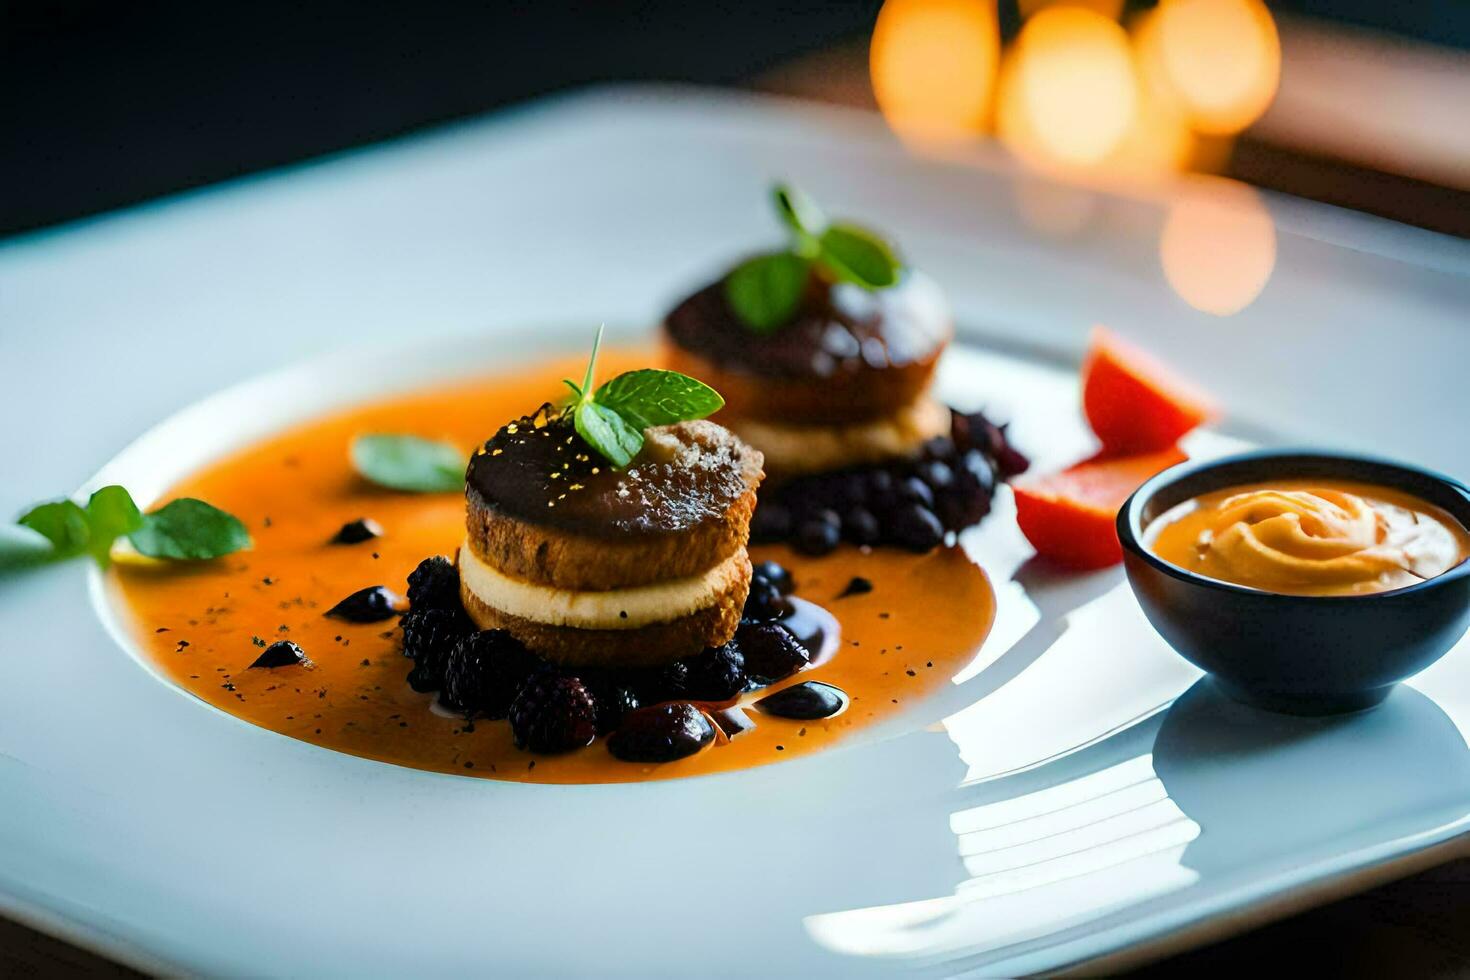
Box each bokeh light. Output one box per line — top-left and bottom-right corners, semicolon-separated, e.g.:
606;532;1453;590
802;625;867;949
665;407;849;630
997;7;1138;169
870;0;1000;142
1160;178;1276;315
1137;0;1280;135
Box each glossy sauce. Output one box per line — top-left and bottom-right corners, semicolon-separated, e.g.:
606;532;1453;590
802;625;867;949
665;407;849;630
1148;478;1470;596
108;351;996;784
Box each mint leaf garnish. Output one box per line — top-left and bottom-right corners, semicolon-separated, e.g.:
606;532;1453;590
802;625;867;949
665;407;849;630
773;185;824;253
130;498;252;560
596;368;726;429
8;485;248;569
350;434;464;493
84;485;143;567
564;326;724;468
0;524;57;570
818;223;902;289
18;499;91;560
574;400;644;469
724;252;812;335
727;183;904;334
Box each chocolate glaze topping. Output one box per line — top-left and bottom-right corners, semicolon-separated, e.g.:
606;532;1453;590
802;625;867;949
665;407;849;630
664;270;949;380
466;406;759;537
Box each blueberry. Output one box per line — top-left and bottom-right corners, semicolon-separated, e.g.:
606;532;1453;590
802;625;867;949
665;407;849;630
834;473;868;508
330;518;383;545
795;510;841;556
957;448;996;497
842;507;880;546
866;470;897;506
750;502;793;542
736;621;811;686
250;640;308;669
897;476;935;509
752;560;795;596
891;502;945;552
919;460;955;493
755;681;849;720
325;585;404;623
743;576;793;622
920;436;956;462
607;703;716;763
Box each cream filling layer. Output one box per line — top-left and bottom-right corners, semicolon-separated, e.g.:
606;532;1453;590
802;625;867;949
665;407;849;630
458;537;745;630
731;396;951;476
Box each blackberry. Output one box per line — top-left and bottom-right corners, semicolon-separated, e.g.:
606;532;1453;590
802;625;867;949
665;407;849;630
682;644;747;702
325;585;404;623
406;555;461;613
580;673;642;735
440;630;550;718
736;621;811;686
743;576;792;623
751;560;795;596
607;703;716;763
646;660;691;704
401;607;472;692
508;674;598;753
954;410;1029;479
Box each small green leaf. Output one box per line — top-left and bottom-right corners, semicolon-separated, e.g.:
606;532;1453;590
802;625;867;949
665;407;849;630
773;184;825;245
350;434;465;493
18;499;90;560
84;485;143;567
0;524;57;570
818;223;902;290
129;498;252;561
574;401;644;469
594;369;725;429
724;251;811;334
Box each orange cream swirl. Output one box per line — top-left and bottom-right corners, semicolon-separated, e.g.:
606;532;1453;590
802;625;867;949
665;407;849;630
1148;480;1470;596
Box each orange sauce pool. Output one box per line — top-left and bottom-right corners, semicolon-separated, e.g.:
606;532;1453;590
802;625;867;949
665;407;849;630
108;351;996;783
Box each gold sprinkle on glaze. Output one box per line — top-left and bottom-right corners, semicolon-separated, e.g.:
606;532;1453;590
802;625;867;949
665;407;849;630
506;424;518;434
490;448;503;456
568;483;584;491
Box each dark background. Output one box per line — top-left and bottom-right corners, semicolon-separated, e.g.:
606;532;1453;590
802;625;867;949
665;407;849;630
3;0;1467;238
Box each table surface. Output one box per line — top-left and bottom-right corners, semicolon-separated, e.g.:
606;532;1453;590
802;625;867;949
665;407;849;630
3;86;1469;977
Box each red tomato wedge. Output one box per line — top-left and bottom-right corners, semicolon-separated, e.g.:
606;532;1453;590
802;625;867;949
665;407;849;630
1014;446;1188;570
1082;326;1217;453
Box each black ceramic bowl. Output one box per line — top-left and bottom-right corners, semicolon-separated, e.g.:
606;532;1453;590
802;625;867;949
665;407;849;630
1118;450;1470;715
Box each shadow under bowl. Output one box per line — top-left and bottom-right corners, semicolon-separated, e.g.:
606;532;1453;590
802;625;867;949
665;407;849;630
1118;450;1470;715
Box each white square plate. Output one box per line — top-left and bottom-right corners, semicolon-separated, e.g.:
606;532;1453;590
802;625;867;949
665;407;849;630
2;88;1468;976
